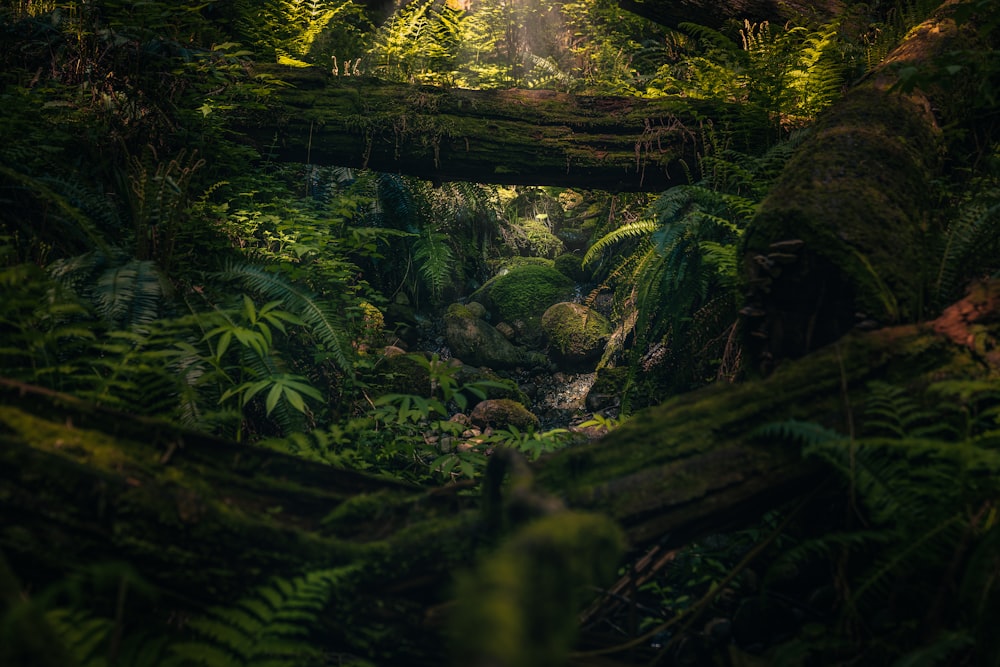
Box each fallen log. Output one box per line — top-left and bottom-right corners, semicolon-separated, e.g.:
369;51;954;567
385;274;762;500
615;0;853;31
740;1;990;370
2;279;998;664
233;68;750;191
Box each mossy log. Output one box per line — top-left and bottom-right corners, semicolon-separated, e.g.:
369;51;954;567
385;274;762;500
3;280;999;663
740;1;984;370
234;68;748;191
615;0;853;30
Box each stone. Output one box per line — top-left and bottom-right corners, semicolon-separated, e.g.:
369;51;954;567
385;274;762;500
444;309;534;369
541;302;611;368
469;399;540;431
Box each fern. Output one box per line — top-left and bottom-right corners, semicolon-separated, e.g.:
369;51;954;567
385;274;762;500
412;227;455;304
0;164;110;256
127;146;205;268
218;262;354;374
49;251;166;331
279;0;350;59
364;0;464;84
166;567;357;667
863;380;958;439
759;378;1000;664
753;418;844;446
933;177;1000;307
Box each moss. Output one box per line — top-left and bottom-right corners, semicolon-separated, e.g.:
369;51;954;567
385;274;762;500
481;264;575;323
540;302;610;366
446;302;476;320
536;317;988;541
470;398;540;430
367;353;431;397
451;512;623;667
518;217;566;259
553;253;587;281
743;86;943;363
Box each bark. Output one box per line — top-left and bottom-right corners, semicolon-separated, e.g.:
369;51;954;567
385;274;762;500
233;68;749;191
615;0;850;30
740;1;987;372
2;280;998;663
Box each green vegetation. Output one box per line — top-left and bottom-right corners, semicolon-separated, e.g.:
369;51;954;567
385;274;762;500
1;0;998;665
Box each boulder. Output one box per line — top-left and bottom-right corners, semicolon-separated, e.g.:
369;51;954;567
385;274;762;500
478;264;575;324
541;302;611;368
445;309;538;369
465;301;487;319
554;253;588;282
470;398;540;431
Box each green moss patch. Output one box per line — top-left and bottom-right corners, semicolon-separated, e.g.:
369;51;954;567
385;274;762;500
481;264;575;323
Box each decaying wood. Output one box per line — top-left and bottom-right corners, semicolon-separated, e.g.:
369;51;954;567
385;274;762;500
2;280;998;663
740;1;982;370
615;0;852;30
234;68;745;191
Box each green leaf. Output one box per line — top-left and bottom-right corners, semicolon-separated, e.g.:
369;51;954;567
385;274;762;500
284;388;306;413
266;383;283;416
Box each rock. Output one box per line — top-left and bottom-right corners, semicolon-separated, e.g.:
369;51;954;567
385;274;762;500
469;399;540;431
541;302;611;368
449;413;472;428
370;352;430;396
444;308;533;369
495;321;515;339
465;301;487;319
476;264;575;324
554;253;587;282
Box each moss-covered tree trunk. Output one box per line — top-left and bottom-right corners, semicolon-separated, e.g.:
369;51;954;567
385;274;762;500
740;1;988;371
615;0;855;30
235;68;751;191
3;280;998;664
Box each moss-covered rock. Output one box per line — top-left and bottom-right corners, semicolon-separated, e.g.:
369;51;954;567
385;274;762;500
368;352;431;396
553;253;587;282
518;217;565;258
470;399;540;430
451;511;623;667
479;264;575;324
445;309;540;369
465;301;487;319
541;302;610;369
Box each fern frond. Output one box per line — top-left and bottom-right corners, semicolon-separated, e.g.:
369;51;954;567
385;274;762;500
582;219;657;266
412;228;455;303
935;200;1000;305
0;164;109;254
168;567;358;667
753;419;844;446
863;381;958;439
44;608;112;667
220;262;354;374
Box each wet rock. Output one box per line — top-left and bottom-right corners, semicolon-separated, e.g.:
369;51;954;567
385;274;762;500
554;253;587;282
449;413;472;428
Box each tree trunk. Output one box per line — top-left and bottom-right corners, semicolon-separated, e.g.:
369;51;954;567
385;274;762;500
2;279;998;664
740;1;986;371
615;0;851;30
234;68;750;191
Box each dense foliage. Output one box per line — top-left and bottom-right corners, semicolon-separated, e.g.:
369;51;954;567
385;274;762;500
1;0;999;666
